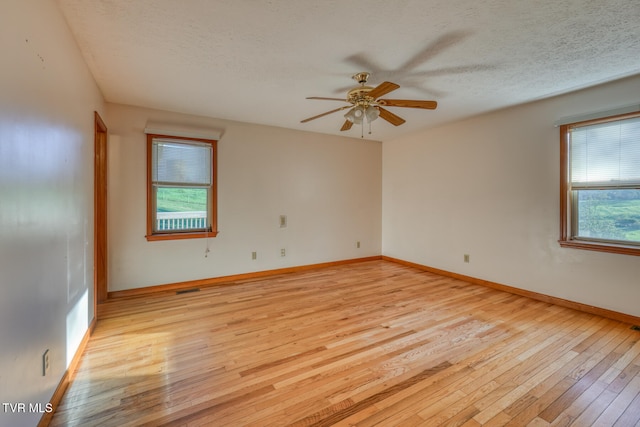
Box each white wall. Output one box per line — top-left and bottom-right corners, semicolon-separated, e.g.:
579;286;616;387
383;75;640;317
106;104;382;291
0;1;104;426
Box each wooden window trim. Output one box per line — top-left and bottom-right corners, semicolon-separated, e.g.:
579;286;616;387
146;134;218;241
558;111;640;256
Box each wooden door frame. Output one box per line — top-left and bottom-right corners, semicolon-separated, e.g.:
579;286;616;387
94;111;108;314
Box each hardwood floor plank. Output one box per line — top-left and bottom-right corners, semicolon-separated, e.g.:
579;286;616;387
539;329;634;423
613;387;640;427
289;362;453;426
568;389;618;426
48;260;640;427
595;375;640;426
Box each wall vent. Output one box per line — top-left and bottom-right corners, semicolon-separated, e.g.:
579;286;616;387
176;288;200;295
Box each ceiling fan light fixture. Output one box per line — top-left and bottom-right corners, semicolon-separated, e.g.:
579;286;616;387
344;108;356;123
365;106;379;122
345;106;365;124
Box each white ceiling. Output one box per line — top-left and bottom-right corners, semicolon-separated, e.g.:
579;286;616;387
56;0;640;141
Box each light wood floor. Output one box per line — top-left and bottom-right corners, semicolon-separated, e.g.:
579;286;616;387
50;260;640;426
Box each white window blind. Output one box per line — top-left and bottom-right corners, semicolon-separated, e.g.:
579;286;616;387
570;116;640;189
152;139;212;185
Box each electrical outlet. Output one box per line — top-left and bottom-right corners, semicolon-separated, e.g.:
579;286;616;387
42;350;50;376
356;241;361;248
280;248;286;257
251;251;257;260
464;254;470;263
279;215;287;228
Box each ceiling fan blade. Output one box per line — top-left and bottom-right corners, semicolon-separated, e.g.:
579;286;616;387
378;107;406;126
300;106;348;123
378;99;438;110
340;120;353;131
306;97;346;101
367;81;400;100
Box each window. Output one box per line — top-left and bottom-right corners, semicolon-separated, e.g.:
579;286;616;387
146;134;218;241
559;111;640;256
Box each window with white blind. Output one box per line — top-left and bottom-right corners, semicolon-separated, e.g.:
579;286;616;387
146;134;218;241
559;111;640;255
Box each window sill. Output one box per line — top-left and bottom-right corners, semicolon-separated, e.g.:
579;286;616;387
559;239;640;256
146;231;219;242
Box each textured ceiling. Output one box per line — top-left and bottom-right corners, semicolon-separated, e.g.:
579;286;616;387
56;0;640;141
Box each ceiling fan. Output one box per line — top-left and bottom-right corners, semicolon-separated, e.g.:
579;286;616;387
301;72;437;136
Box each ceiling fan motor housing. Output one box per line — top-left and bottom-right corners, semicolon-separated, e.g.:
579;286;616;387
347;87;375;106
348;72;375;106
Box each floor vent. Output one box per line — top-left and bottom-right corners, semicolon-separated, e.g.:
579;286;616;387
631;325;640;331
176;288;200;295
